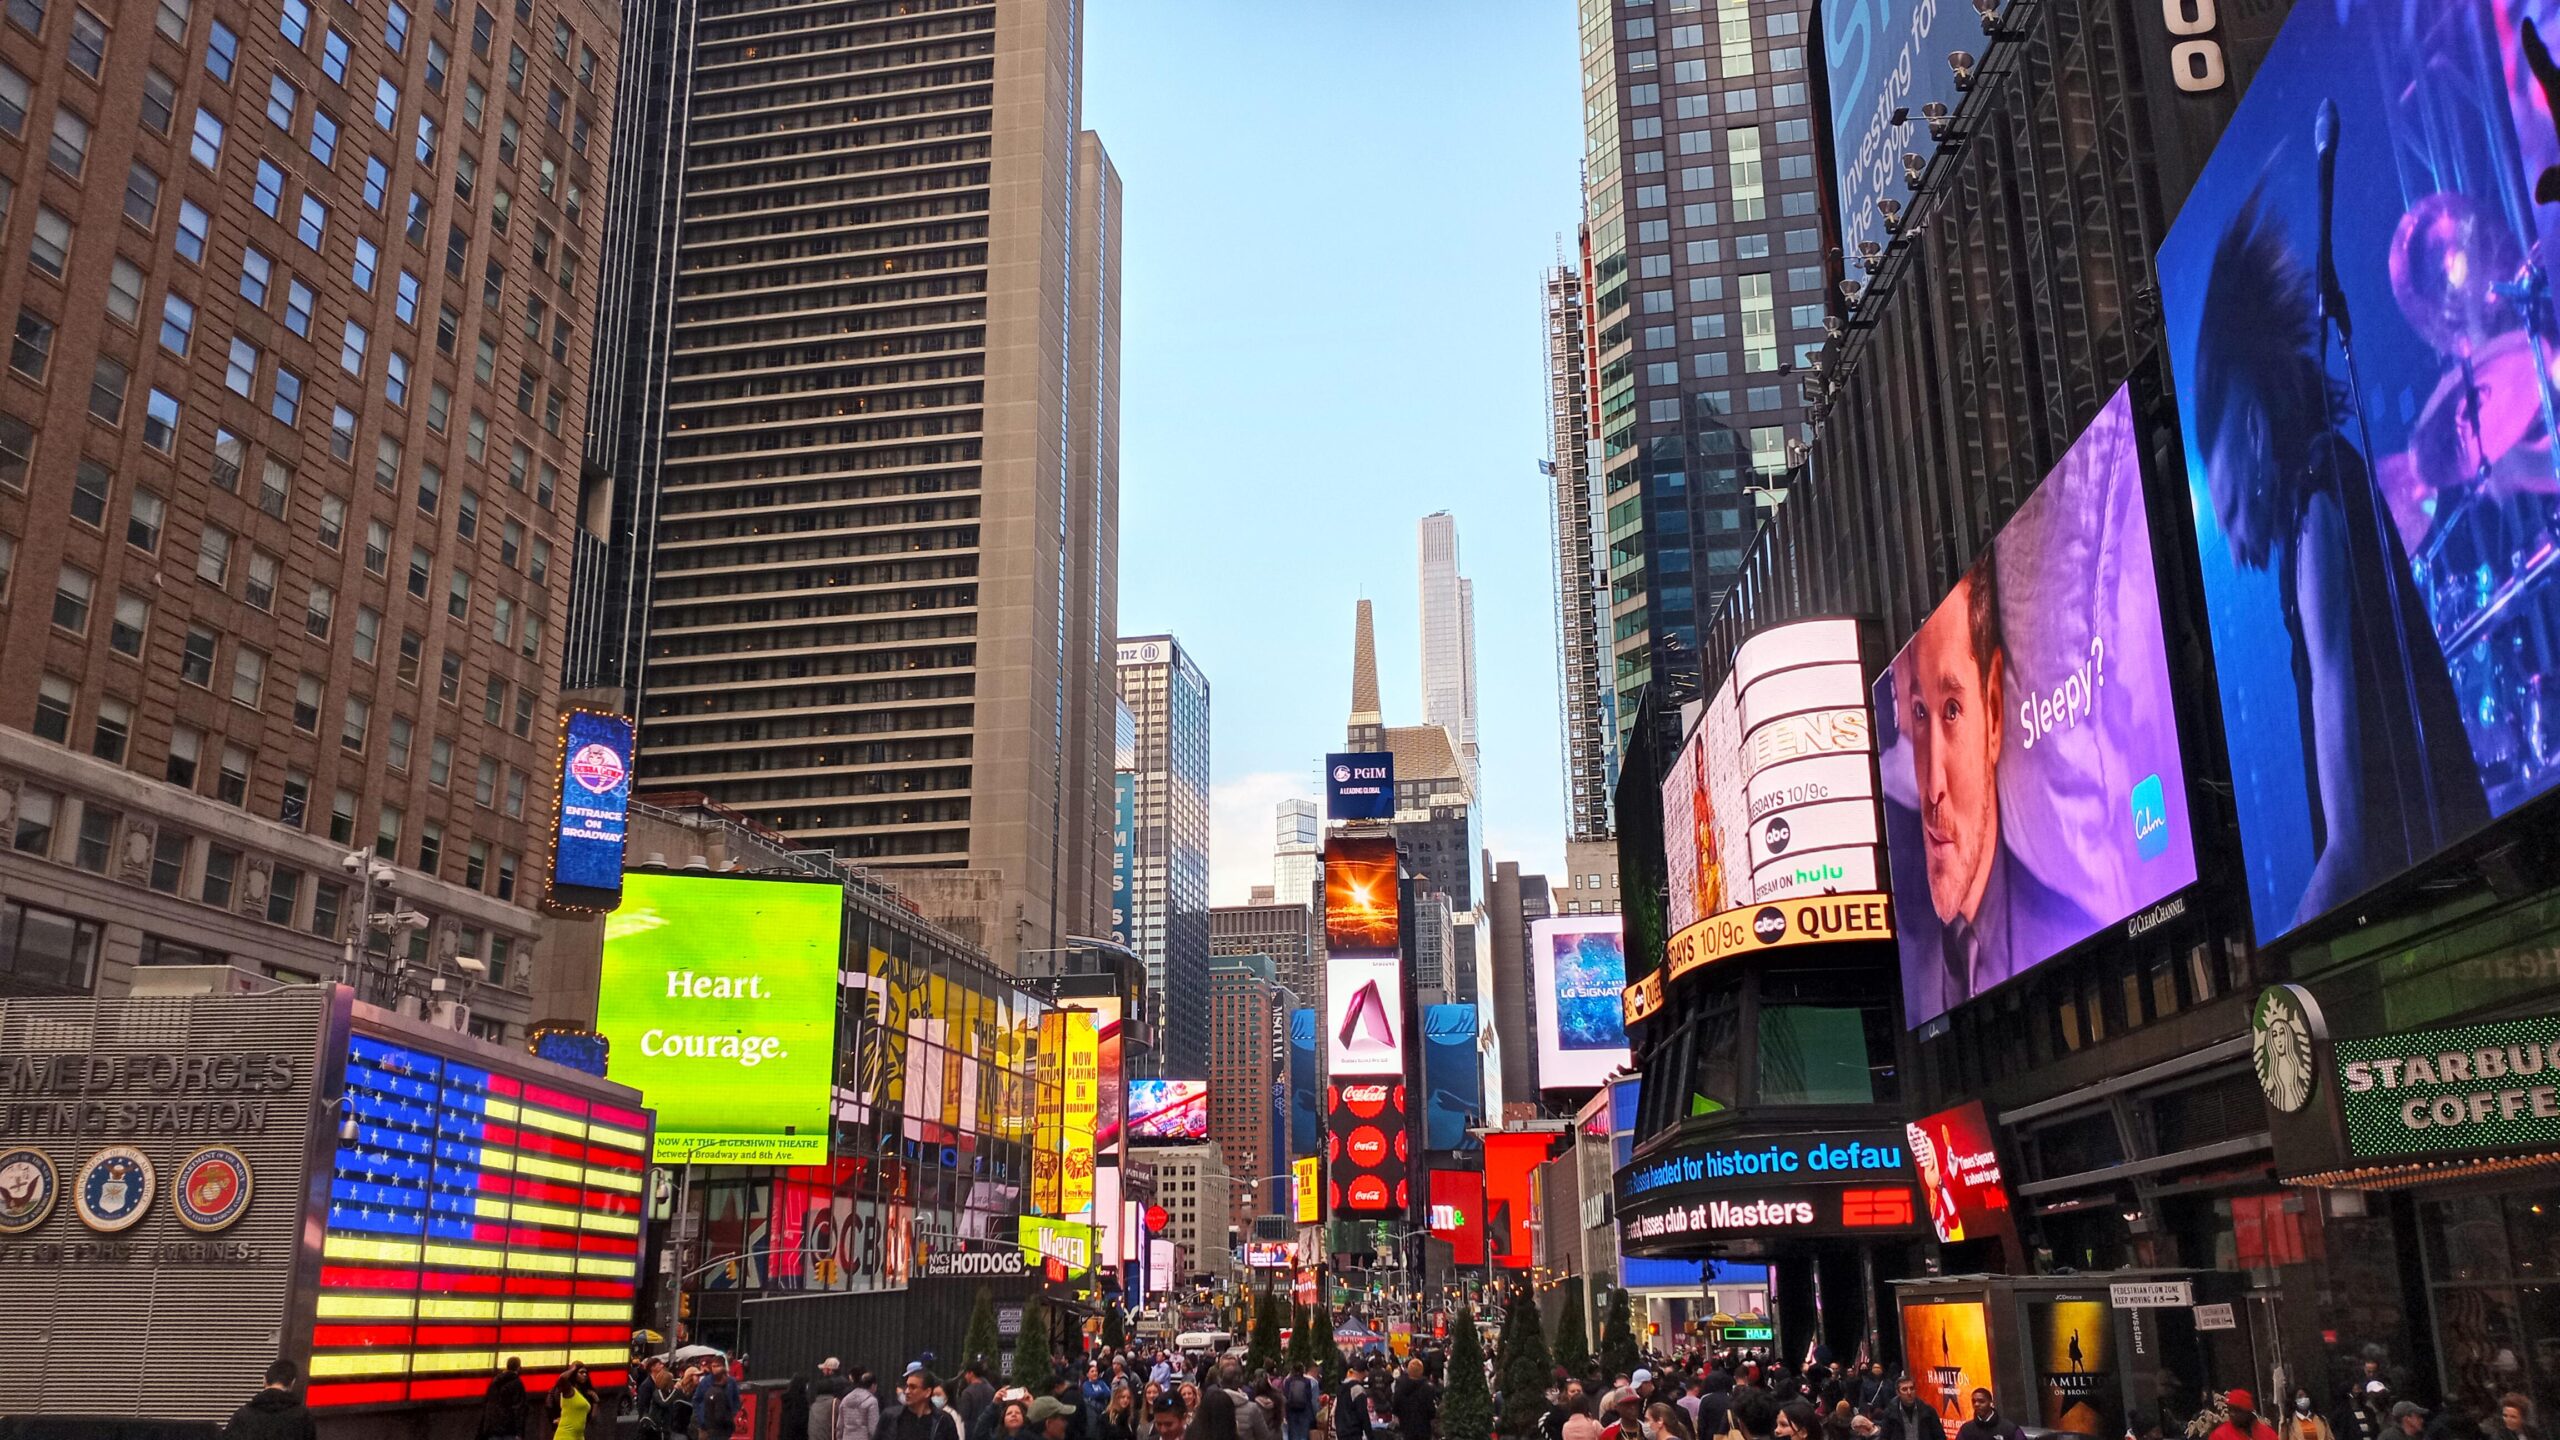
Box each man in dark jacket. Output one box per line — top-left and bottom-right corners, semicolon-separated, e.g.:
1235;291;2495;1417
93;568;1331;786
1392;1360;1439;1440
1952;1390;2026;1440
696;1355;743;1440
1874;1378;1947;1440
961;1364;997;1430
224;1359;318;1440
481;1358;532;1439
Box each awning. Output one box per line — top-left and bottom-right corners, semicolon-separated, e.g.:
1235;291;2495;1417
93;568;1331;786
2285;1150;2560;1191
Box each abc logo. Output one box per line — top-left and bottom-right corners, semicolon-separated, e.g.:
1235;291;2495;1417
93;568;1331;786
1764;816;1792;854
1752;906;1789;944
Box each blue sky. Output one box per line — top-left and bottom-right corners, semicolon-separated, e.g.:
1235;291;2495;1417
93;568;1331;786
1085;1;1587;903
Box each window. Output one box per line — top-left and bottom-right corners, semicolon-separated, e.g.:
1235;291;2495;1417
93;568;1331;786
52;564;91;632
239;247;272;306
354;605;380;662
418;820;442;875
502;768;523;817
50;107;90;176
439;651;460;701
339;318;368;374
447;568;469;619
0;901;101;993
500;520;523;569
266;71;297;129
201;845;237;908
342;694;369;751
426;37;447;91
396;271;420;324
32;675;72;742
428;735;451;785
205;19;235;79
258;458;290;518
296;193;327;250
13;788;53;852
0;414;27;488
251;159;284;216
415;113;435;166
180;625;215;685
194;526;230;586
303;584;333;640
373;75;398;129
399;630;423;686
327;789;355;842
364;155;389;209
230;644;264;705
10;310;51;379
473;756;495;805
330;404;356;460
243;549;275;610
494;851;517;900
0;64;22;139
28;207;68;277
365;520;389;574
149;830;187;891
387;714;411;770
86;355;128;424
372;804;399;861
1736;234;1770;259
91;698;130;763
107;258;144;322
321;25;347;80
278;0;307;43
386;352;409;406
285;279;313;335
210;428;243;492
271;366;301;425
1785;227;1818;253
224;336;259;395
408;191;430;245
482;676;505;724
175;200;210;262
110;592;149;656
124;162;162;227
159;294;195;357
407;545;431;597
292;673;321;731
309;109;336;165
383;0;405;50
376;432;402;491
266;866;300;925
127;489;165;552
427;383;450;431
311;882;342;939
216;744;248;805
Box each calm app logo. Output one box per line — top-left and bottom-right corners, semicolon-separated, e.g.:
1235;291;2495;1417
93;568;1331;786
2130;774;2170;860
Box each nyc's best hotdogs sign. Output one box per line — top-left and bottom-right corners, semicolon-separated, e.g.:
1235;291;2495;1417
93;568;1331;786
1628;618;1895;1028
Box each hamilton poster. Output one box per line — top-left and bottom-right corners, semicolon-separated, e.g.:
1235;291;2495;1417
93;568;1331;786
2028;1300;2119;1439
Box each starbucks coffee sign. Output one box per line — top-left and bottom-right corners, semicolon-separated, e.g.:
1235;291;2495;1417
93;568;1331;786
2335;1013;2560;1158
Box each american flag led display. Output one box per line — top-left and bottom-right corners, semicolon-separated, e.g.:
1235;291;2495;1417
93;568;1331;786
309;1034;652;1408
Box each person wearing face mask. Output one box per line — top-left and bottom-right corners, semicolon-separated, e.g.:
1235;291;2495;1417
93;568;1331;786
2209;1392;2280;1440
2281;1392;2336;1440
1952;1390;2025;1440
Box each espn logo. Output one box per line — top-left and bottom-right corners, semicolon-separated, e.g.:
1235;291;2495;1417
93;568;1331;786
1840;1187;1915;1227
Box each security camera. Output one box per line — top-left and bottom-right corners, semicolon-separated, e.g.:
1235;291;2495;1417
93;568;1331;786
368;860;398;888
340;851;369;874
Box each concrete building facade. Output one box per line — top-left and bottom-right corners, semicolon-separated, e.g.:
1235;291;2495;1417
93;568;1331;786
1207;953;1286;1228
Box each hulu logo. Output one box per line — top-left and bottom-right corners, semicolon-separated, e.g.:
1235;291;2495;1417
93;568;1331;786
1790;862;1843;887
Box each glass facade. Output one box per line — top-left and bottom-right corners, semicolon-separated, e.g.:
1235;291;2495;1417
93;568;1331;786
1117;637;1211;1077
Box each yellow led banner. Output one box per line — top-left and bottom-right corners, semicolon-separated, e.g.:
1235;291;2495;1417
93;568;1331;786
1664;891;1895;982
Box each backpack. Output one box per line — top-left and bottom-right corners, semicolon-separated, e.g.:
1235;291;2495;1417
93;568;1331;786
1289;1378;1317;1417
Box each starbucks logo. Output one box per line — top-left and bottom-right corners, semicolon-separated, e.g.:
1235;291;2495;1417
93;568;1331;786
2252;985;2325;1114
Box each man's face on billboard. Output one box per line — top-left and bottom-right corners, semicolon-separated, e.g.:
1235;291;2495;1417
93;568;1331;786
1901;575;2002;925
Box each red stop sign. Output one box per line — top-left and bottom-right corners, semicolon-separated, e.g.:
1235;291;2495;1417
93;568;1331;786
1145;1205;1169;1234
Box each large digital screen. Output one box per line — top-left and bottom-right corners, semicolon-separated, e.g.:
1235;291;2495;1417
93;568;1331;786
1325;1079;1409;1216
310;1033;650;1407
1422;1003;1481;1151
1126;1079;1210;1141
1327;955;1406;1076
1907;1099;2017;1250
1482;1131;1547;1270
1293;1155;1322;1224
1111;772;1135;947
2160;0;2555;945
1323;835;1401;954
1428;1167;1486;1267
1289;1007;1320;1157
1663;619;1885;936
1824;0;1974;276
1327;751;1396;821
547;709;634;901
596;872;841;1165
1532;915;1630;1091
1878;385;2198;1026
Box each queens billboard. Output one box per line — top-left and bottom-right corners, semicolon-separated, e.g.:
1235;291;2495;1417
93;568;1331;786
1877;385;2198;1027
2161;0;2558;945
596;871;841;1164
1531;915;1630;1091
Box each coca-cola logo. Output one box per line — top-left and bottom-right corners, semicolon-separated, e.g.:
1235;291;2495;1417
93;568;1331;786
1345;1125;1389;1166
1336;1083;1392;1119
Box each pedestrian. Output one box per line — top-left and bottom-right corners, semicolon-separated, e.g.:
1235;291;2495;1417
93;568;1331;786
1873;1379;1943;1440
785;1375;816;1440
480;1358;532;1440
890;1371;959;1440
1821;1401;1858;1440
1393;1359;1439;1440
1773;1403;1819;1440
1653;1403;1699;1440
1153;1395;1189;1440
2388;1404;2429;1440
551;1363;600;1440
1950;1391;2023;1440
2282;1392;2335;1440
695;1356;742;1440
1562;1393;1604;1440
223;1358;318;1440
1287;1362;1321;1440
1033;1397;1080;1440
963;1366;998;1431
1103;1383;1140;1440
2210;1393;2280;1440
839;1371;884;1440
2494;1396;2545;1440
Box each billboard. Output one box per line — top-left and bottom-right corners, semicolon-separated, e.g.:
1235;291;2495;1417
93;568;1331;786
1824;0;1974;276
1327;751;1396;821
1903;1301;1995;1424
2160;0;2554;946
1126;1079;1210;1142
597;871;840;1164
1482;1131;1547;1270
1878;385;2198;1026
1908;1100;2016;1249
1422;1003;1482;1152
1063;1012;1098;1216
1111;772;1135;946
2028;1300;2121;1438
1428;1167;1486;1267
1245;1240;1300;1269
1294;1155;1322;1224
1326;1078;1410;1216
1289;1007;1321;1157
1085;998;1126;1152
1327;954;1406;1077
1532;915;1630;1091
1661;618;1887;963
1323;835;1401;954
547;708;634;903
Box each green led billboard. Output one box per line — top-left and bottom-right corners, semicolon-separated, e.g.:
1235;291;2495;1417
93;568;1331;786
597;871;841;1164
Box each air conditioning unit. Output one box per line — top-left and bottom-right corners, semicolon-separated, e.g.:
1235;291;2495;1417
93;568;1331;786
430;998;471;1032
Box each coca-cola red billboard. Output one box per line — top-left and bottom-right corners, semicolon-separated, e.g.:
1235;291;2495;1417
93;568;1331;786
1325;1079;1409;1216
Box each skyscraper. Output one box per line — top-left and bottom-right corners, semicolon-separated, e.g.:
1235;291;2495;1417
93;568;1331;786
1342;600;1486;1009
1211;893;1318;1009
1547;264;1616;842
1273;797;1320;912
1119;634;1210;1078
629;0;1120;972
1578;0;1833;732
1208;954;1288;1222
0;0;626;1035
1417;513;1478;792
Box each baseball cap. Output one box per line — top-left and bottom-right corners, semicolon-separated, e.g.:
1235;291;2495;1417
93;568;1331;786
906;1362;929;1377
822;1359;842;1372
1634;1370;1655;1386
1029;1398;1074;1424
2391;1404;2427;1422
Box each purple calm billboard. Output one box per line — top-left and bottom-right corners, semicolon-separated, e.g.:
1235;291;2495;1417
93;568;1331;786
1875;385;2199;1027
